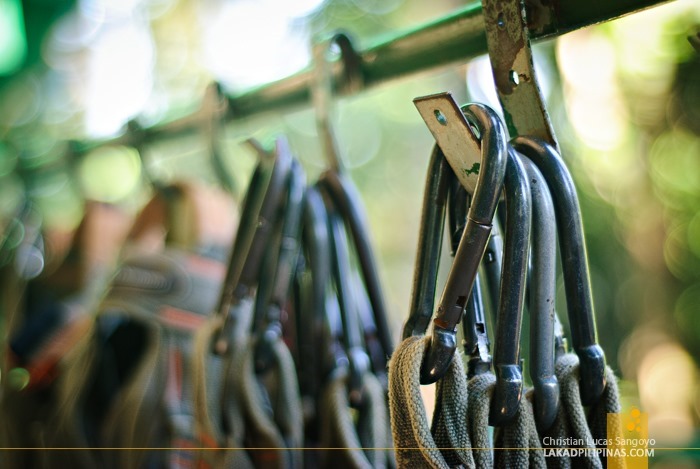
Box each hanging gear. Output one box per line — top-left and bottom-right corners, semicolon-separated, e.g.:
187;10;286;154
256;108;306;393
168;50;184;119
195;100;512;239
36;180;237;468
391;101;506;466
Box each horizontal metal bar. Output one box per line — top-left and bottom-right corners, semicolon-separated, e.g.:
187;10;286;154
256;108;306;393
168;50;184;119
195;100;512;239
76;0;670;153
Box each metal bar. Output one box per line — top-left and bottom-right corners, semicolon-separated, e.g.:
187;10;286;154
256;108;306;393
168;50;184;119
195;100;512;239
76;0;670;152
228;0;669;118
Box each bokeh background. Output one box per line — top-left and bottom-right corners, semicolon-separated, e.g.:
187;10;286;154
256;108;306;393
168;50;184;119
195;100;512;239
1;0;699;465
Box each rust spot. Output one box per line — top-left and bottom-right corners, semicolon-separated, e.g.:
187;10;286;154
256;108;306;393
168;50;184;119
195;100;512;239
434;318;451;329
484;8;526;94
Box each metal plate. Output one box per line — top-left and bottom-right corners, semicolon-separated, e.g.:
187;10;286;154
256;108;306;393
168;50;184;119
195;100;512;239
414;92;482;194
482;0;558;150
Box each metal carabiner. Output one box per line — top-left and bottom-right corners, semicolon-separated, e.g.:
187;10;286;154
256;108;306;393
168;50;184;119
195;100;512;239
419;103;508;385
254;159;306;372
214;137;293;355
326;201;371;406
446;173;493;378
295;185;332;405
312;32;391;375
488;147;532;426
520;155;560;432
444;144;532;426
319;171;393;375
512;136;606;406
402;145;452;340
351;268;388;386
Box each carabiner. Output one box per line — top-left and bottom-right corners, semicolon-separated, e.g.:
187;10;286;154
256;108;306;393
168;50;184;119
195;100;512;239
319;171;393;373
419;103;508;385
294;186;334;409
511;136;606;406
520;155;559;432
447;173;492;378
402;145;452;340
326;202;371;405
488;147;532;426
214;137;293;355
446;144;532;426
254;159;306;372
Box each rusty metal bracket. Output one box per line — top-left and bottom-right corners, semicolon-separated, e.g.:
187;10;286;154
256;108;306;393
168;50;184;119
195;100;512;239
413;92;482;194
482;0;559;150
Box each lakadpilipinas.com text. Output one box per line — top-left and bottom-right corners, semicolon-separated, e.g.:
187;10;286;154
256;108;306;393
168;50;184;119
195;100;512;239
541;437;655;458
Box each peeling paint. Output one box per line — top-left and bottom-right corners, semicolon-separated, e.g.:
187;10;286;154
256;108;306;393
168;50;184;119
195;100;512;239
464;162;481;176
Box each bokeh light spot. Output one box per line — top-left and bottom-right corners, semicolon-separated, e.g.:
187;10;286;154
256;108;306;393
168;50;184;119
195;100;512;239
79;146;141;202
7;367;30;391
638;342;697;443
674;284;700;339
650;129;700;200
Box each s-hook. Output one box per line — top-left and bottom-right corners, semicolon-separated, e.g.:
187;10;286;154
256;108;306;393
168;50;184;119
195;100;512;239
312;32;364;173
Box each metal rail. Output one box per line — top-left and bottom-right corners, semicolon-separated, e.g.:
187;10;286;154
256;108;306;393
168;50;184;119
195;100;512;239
74;0;670;153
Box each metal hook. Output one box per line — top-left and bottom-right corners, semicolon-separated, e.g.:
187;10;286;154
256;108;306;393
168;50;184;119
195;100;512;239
312;33;389;374
416;102;508;385
318;171;393;374
488;147;531;426
295;186;333;403
254;160;306;372
203;82;236;193
414;92;482;194
520;155;559;431
402;145;451;340
512;136;606;406
326;200;371;406
481;0;603;409
213;137;293;355
312;32;364;172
